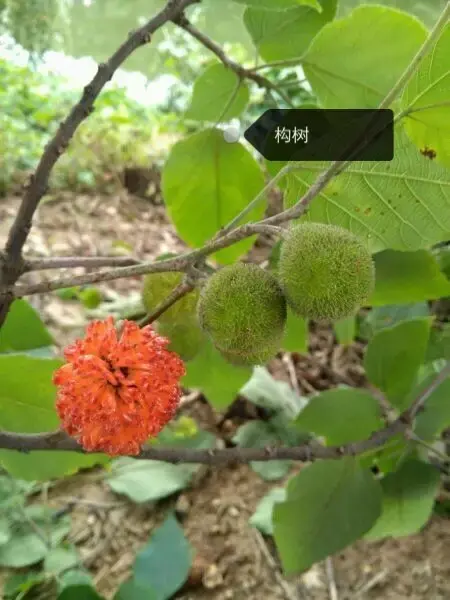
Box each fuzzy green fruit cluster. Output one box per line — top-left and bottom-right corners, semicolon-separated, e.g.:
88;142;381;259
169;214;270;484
197;263;287;366
278;223;375;321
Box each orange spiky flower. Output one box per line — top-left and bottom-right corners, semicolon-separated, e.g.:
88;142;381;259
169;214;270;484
53;317;185;456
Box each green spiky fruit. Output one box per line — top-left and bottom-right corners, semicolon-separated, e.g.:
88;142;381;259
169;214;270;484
278;223;375;321
142;272;199;324
157;319;204;361
197;263;287;366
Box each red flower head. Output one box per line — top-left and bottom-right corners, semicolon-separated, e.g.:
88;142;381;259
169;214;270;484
53;317;185;456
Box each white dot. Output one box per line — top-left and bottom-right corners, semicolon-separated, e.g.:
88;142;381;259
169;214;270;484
223;126;240;143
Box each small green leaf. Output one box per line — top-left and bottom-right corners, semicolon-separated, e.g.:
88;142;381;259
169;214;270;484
273;459;382;574
233;420;292;481
402;22;450;168
365;459;440;540
3;571;47;598
282;310;308;353
370;250;450;305
240;366;307;419
45;545;80;576
132;514;192;600
334;315;356;346
115;580;156;600
295;388;383;445
249;487;287;535
58;585;105;600
78;288;103;309
0;355;108;480
364;318;432;409
360;303;430;340
186;63;249;122
106;458;193;503
162;128;265;264
0;299;54;353
0;506;70;568
244;0;337;62
184;338;252;409
302;5;427;108
414;376;450;441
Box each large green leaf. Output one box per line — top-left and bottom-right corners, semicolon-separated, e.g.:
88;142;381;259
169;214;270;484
370;249;450;305
365;459;440;539
162;128;265;264
414;375;450;441
273;459;382;574
186;63;249;122
244;0;337;62
402;22;450;168
0;299;54;353
363;318;432;409
183;337;252;409
117;515;191;600
360;303;430;340
285;127;450;253
0;355;107;481
295;388;383;445
302;5;427;108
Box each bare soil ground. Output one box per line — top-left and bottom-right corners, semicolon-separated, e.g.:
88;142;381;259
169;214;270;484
0;192;449;600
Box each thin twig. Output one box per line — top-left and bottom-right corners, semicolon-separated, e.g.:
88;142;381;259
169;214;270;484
174;14;296;108
325;558;339;600
254;530;300;600
23;256;140;272
139;280;195;326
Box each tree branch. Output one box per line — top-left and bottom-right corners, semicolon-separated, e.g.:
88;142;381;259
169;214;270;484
173;14;296;108
0;363;447;463
140;280;195;326
23;256;140;272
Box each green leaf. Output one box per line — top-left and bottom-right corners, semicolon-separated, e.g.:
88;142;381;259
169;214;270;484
162;128;265;264
186;63;249;122
130;514;192;600
115;580;156;600
0;355;108;481
244;0;336;62
45;545;80;576
58;585;105;600
402;22;450;168
106;458;193;503
233;420;292;481
0;506;71;568
240;366;307;419
273;459;382;574
285;127;450;253
235;0;322;10
414;376;450;441
282;310;308;353
334;315;356;345
249;487;287;535
302;5;427;108
360;303;430;340
370;250;450;305
426;325;450;362
183;337;252;409
365;459;440;540
0;299;54;353
364;317;432;409
77;288;103;309
295;388;383;445
3;571;47;598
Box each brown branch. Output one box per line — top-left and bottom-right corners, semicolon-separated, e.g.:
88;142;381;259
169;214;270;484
0;0;199;326
0;363;448;463
23;256;140;272
173;14;295;108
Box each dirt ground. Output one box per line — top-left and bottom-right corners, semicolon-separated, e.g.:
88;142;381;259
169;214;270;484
0;191;449;600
